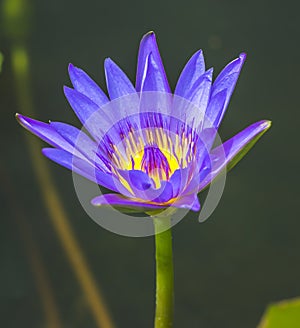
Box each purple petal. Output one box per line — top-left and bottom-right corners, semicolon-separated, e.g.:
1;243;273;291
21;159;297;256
174;193;201;212
119;169;173;203
136;31;170;93
175;50;205;98
213;53;246;91
203;90;227;129
118;170;154;191
64;86;99;124
197;127;219;153
91;192;200;212
49;121;108;170
64;86;111;140
183;165;211;195
190;195;201;211
197;120;271;191
148;181;174;203
104;58;136;100
50;121;95;151
91;193;166;210
185;68;213;119
173;135;212;197
42;148;119;192
139;53;169;92
68;64;109;107
172;69;213;130
205;53;246;129
169;168;189;197
16;114;78;154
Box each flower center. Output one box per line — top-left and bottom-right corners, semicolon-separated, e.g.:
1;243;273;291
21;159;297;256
105;123;196;190
129;145;179;188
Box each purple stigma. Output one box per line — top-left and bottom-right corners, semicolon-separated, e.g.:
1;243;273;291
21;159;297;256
141;145;171;182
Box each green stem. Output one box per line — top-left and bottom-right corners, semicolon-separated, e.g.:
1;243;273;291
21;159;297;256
153;216;174;328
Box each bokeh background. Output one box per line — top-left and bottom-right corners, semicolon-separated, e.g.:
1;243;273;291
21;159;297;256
1;0;299;327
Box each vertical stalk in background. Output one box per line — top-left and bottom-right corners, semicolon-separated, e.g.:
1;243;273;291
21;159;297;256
0;52;4;72
0;164;63;328
153;217;174;328
3;0;115;327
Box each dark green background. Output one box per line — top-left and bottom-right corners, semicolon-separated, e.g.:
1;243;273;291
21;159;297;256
1;0;299;327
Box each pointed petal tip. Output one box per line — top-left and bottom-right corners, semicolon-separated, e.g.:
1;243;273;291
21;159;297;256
68;63;80;76
206;67;214;78
16;113;26;126
104;57;113;66
41;148;58;161
41;148;49;156
16;113;30;127
41;147;64;159
142;31;156;40
104;58;115;73
90;198;99;206
261;119;272;130
90;196;109;207
194;49;204;62
139;31;158;50
68;63;74;71
63;85;72;95
225;52;247;69
193;49;203;59
239;52;247;61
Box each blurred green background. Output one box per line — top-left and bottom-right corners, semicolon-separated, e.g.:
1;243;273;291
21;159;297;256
0;0;299;327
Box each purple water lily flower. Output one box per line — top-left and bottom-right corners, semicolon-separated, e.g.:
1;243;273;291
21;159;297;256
16;32;271;213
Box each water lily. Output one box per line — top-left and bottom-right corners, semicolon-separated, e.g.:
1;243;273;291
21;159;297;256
16;31;271;328
16;32;271;214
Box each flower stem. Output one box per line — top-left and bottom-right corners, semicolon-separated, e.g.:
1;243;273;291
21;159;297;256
153;216;174;328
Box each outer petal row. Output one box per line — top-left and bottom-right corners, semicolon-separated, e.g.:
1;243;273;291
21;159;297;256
16;114;109;170
42;148;118;191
